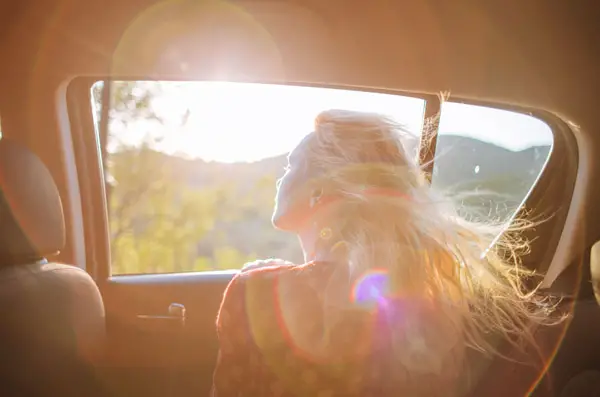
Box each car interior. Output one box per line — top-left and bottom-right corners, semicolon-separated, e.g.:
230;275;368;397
1;0;600;396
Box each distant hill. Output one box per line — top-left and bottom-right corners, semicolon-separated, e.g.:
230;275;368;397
431;135;551;220
433;135;551;191
169;134;551;201
111;134;551;265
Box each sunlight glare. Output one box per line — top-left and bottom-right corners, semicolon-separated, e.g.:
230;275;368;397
108;81;553;163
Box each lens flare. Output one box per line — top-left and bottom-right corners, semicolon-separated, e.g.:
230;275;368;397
352;269;390;308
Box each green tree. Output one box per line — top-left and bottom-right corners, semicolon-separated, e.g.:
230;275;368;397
93;81;221;275
93;80;302;274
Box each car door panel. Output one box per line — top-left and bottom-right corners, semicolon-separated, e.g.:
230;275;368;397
99;272;235;397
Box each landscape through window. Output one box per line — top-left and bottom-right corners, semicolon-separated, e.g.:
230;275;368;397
91;81;553;275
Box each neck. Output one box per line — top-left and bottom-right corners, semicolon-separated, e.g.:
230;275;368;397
307;249;343;264
299;229;347;264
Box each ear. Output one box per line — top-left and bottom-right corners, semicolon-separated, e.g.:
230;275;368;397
309;187;323;208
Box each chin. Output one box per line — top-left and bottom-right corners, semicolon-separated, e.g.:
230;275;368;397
271;210;295;232
271;212;281;229
271;202;288;230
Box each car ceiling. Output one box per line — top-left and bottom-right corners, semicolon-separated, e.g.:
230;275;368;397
0;0;599;284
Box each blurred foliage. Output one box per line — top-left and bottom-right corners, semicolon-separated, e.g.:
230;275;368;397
93;81;269;274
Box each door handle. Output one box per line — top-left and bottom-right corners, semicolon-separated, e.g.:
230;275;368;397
168;303;186;319
137;302;186;326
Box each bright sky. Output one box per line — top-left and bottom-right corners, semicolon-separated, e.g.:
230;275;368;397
106;81;553;163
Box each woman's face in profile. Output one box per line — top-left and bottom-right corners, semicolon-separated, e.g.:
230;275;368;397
272;133;317;230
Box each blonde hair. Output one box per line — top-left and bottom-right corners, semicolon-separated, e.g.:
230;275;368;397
292;109;562;389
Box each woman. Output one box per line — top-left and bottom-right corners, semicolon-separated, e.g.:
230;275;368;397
211;109;560;396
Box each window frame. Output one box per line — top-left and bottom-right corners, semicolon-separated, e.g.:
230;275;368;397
66;77;577;288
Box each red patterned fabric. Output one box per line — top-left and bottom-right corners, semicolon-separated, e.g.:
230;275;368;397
211;261;470;397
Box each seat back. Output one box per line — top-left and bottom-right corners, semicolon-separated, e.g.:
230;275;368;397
0;139;107;397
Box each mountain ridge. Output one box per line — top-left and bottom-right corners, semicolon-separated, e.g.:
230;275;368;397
160;134;551;191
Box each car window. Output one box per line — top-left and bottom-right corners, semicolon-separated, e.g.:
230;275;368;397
90;81;552;275
432;102;552;222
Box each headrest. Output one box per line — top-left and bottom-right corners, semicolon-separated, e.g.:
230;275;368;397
0;140;65;266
